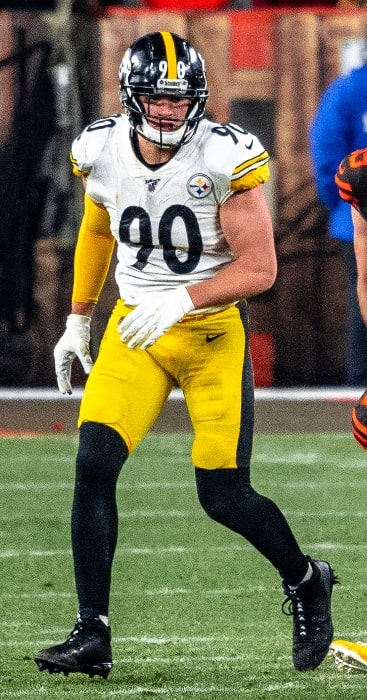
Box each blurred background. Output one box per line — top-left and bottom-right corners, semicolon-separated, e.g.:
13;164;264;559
0;0;366;388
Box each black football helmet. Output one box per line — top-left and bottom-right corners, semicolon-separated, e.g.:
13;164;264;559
118;31;209;148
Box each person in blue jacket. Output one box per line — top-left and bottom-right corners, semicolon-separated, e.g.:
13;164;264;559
309;61;367;386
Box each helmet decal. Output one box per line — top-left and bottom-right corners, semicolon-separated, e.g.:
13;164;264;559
157;31;190;93
160;31;177;80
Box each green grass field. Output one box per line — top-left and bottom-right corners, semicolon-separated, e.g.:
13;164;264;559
1;431;367;698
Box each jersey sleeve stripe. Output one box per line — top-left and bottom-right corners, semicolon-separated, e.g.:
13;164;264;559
232;151;270;181
231;162;270;191
70;151;90;177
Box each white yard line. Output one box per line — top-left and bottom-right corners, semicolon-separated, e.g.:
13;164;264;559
1;542;367;559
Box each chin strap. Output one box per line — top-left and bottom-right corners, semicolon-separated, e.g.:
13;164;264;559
139;117;189;148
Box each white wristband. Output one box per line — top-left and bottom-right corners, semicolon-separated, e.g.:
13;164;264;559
66;314;91;328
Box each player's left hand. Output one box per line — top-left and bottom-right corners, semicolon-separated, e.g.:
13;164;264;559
352;389;367;450
118;287;194;350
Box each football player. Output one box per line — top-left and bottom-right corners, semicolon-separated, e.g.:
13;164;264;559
34;31;337;679
327;150;367;670
336;150;367;451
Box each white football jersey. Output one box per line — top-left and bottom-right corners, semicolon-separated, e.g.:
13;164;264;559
71;114;270;305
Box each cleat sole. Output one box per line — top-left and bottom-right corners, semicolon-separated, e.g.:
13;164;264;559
35;657;112;679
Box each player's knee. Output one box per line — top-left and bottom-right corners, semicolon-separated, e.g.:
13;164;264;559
195;467;235;524
76;421;128;483
198;493;229;524
195;466;257;527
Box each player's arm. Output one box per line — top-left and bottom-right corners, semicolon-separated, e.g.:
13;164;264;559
186;138;275;309
68;121;117;317
71;193;115;316
187;184;276;310
352;205;367;325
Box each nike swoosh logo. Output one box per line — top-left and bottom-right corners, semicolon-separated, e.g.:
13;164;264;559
206;333;226;343
245;139;253;149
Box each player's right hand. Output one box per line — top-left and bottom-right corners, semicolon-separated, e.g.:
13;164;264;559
53;314;93;395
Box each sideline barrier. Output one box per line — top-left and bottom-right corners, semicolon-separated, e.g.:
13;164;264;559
0;387;360;435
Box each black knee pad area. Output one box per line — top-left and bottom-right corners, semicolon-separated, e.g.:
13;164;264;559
76;422;128;482
195;467;238;522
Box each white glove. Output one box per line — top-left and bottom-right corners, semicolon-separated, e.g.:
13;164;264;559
53;314;93;395
118;287;194;350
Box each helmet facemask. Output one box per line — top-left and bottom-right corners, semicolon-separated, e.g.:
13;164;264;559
120;90;206;148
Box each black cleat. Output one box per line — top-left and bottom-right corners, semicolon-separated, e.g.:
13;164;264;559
34;616;112;679
282;558;338;671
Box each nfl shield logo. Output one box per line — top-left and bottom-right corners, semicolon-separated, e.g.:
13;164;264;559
145;178;160;193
